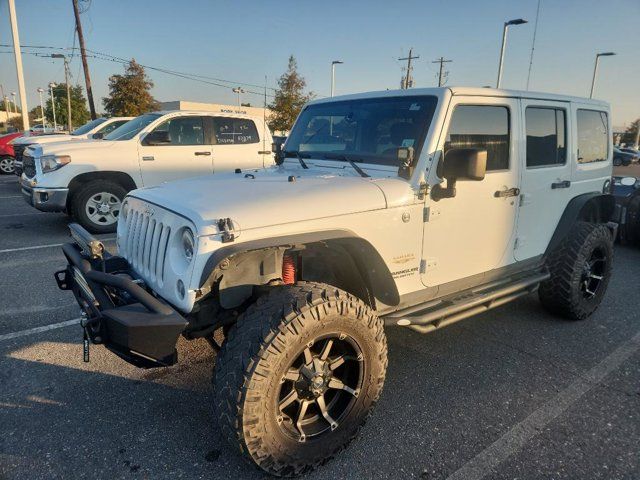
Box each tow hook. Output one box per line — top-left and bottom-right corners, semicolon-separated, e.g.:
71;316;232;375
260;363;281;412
79;312;101;363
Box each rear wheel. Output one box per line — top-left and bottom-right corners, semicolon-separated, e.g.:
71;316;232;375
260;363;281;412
539;221;613;320
0;156;14;174
213;282;387;476
71;180;126;234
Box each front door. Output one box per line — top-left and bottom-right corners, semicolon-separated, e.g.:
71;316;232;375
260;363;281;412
210;116;265;172
421;98;521;287
515;100;572;261
138;115;213;186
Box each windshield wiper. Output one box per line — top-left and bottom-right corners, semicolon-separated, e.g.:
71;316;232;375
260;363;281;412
284;150;310;169
322;153;370;178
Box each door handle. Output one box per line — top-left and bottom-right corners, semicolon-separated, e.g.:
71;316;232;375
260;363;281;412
494;187;520;198
194;151;211;156
551;180;571;189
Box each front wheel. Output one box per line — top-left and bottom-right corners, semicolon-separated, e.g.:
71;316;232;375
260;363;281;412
71;180;127;234
0;156;14;174
213;282;387;476
539;221;613;320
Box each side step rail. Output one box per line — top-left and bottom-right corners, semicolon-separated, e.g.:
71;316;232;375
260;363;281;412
384;271;550;334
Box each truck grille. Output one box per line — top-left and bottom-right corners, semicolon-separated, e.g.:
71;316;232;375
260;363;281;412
22;155;36;178
121;208;171;285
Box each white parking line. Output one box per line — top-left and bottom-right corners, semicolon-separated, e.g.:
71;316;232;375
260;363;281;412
0;212;44;218
0;237;115;254
446;330;640;480
0;318;80;342
0;195;23;199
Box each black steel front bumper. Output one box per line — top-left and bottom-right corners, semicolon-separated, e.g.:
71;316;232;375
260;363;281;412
56;225;187;368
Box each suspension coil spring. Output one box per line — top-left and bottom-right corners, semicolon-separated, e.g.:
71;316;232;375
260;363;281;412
282;254;296;285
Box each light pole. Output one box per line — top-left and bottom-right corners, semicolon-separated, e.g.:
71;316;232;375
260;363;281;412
8;0;29;130
49;82;58;131
37;88;45;126
11;92;17;114
232;87;245;106
589;52;616;99
330;60;343;97
497;18;528;88
51;54;72;131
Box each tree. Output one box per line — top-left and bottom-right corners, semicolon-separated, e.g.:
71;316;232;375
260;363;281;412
103;59;159;116
621;118;639;147
268;56;313;133
44;84;90;130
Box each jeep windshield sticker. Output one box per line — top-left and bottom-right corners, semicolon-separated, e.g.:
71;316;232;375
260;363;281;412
401;139;415;147
409;103;421;111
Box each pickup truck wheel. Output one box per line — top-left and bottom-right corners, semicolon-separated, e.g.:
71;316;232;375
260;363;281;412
72;181;126;234
0;156;14;174
213;282;387;476
539;221;613;320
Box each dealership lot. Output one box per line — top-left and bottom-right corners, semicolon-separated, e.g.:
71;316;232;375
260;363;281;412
0;174;638;479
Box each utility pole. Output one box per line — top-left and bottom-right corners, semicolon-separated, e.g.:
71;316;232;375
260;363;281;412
432;57;452;87
52;54;72;131
37;88;45;125
49;82;57;130
8;0;30;130
399;48;419;89
72;0;96;119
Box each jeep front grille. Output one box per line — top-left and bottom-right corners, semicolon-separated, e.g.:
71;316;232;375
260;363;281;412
22;155;36;178
121;208;171;285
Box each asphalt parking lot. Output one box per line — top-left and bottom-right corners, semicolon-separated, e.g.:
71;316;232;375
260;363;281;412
0;173;638;480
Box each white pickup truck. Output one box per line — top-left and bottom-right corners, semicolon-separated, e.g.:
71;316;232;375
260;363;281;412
21;110;274;232
13;117;132;176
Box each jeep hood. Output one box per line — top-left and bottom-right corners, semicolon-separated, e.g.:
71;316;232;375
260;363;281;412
129;167;390;234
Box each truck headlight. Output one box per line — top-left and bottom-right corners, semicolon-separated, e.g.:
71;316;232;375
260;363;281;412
181;228;195;263
41;154;71;173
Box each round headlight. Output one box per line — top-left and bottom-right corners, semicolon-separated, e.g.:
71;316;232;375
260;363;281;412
181;228;195;262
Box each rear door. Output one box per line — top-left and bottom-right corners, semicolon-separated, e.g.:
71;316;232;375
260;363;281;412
515;100;572;261
138;115;213;186
210;116;265;172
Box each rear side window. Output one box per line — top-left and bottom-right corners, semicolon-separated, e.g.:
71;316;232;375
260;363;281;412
577;109;608;163
525;107;566;167
444;105;510;171
98;120;128;136
213;117;259;145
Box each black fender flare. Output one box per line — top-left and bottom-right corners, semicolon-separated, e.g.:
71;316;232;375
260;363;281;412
545;192;615;255
198;230;400;307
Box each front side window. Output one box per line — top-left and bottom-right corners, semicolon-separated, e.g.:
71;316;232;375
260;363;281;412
577;109;609;163
526;107;566;167
212;118;259;145
105;113;161;141
444;105;510;171
285;96;438;166
71;118;106;136
152;116;204;146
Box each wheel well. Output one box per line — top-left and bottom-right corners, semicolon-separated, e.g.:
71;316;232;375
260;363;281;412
67;171;137;210
200;238;399;313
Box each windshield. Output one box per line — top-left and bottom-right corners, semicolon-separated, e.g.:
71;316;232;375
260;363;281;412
104;113;161;141
285;95;438;166
71;118;107;136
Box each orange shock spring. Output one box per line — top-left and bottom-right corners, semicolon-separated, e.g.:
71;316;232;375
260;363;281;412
282;254;296;285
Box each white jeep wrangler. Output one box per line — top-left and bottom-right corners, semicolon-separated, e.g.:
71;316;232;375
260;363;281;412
57;87;616;476
21;110;273;233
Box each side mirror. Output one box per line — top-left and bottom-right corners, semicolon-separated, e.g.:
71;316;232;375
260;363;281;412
272;141;284;165
397;147;415;180
143;130;171;146
432;148;487;201
92;132;104;139
620;176;637;186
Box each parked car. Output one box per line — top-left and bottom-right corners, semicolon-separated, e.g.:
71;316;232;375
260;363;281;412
30;124;56;134
613;147;637;166
13;117;132;176
611;175;640;244
618;147;640;160
21;110;274;232
56;87;615;476
0;131;23;174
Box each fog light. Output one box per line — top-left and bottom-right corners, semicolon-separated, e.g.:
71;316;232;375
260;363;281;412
177;279;185;299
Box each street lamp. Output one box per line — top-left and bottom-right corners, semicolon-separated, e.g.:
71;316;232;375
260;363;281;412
37;88;45;127
496;18;528;88
232;87;245;106
51;54;72;131
49;82;58;131
10;92;17;114
589;52;616;99
330;60;344;97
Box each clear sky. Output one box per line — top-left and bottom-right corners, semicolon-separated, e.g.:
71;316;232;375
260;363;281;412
1;0;638;128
